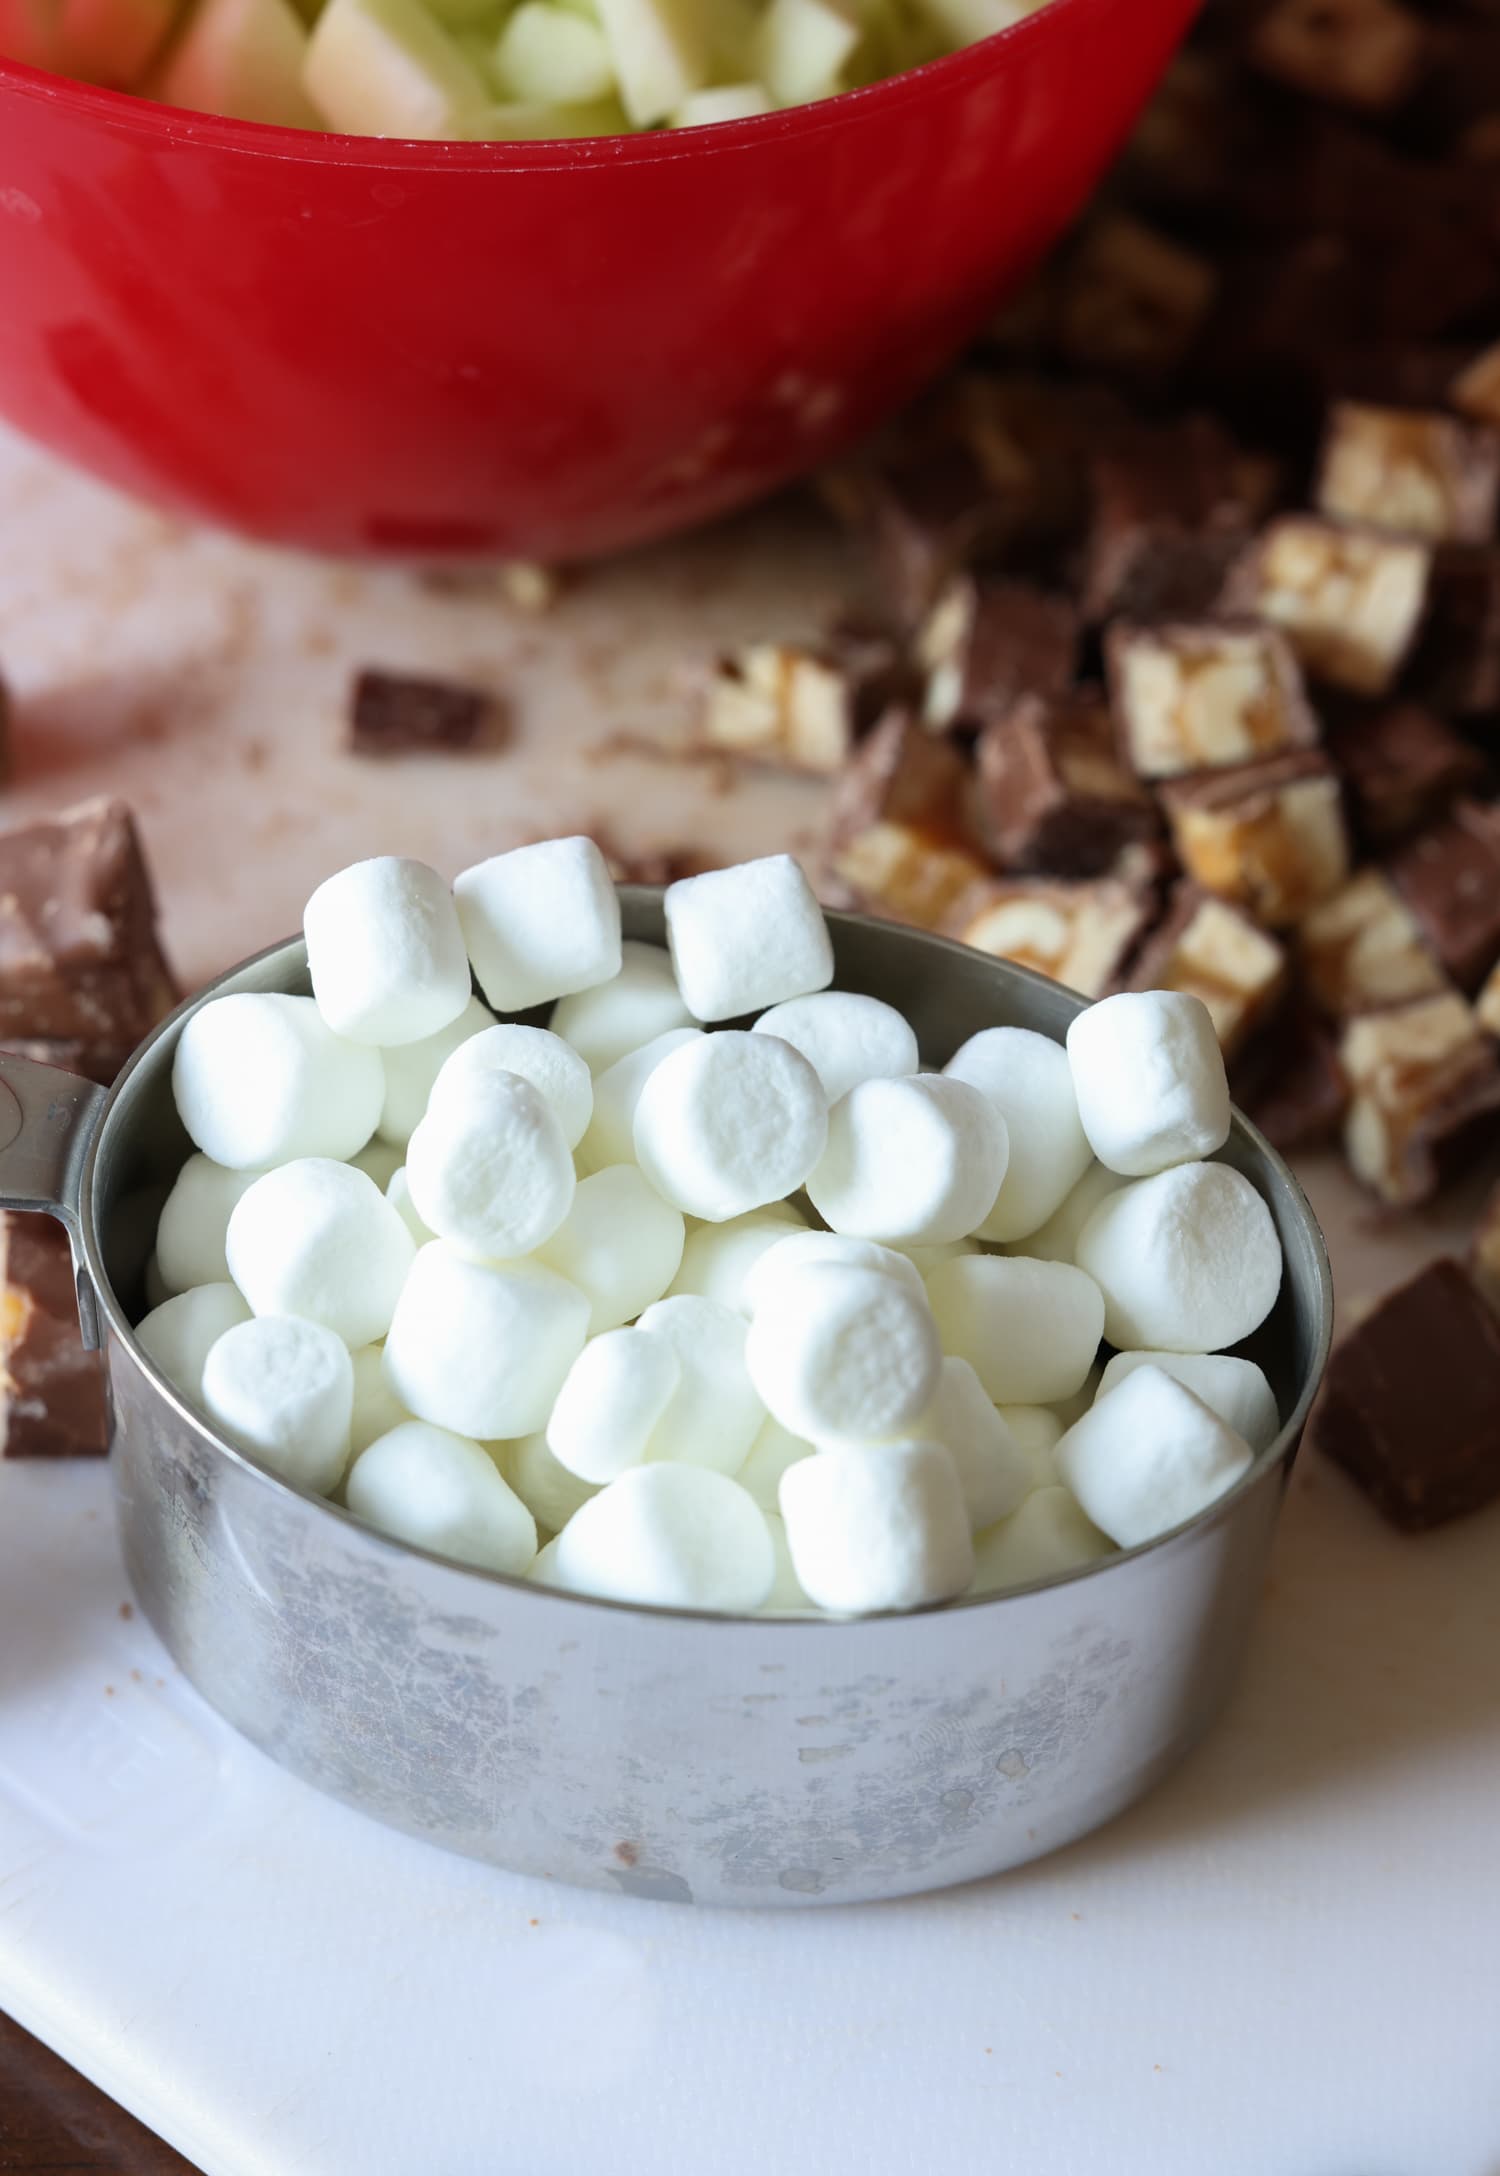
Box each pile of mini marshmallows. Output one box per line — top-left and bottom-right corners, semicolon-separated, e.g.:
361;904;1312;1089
134;841;1286;1617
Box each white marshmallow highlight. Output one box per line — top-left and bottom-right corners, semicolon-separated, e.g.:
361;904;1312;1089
534;1164;685;1334
919;1358;1031;1531
550;940;695;1072
779;1439;973;1614
226;1159;416;1348
736;1415;813;1511
500;1430;599;1534
751;990;918;1104
349;1343;411;1456
576;1026;702;1175
740;1230;923;1318
926;1254;1105;1405
807;1075;1008;1244
155;1154;264;1294
304;856;469;1047
1011;1160;1125;1265
455;835;621;1012
664;855;833;1022
633;1030;827;1221
943;1026;1092;1241
1096;1349;1280;1452
547;1328;681;1484
1055;1364;1254;1547
636;1295;764;1474
1074;1160;1282;1353
200;1314;353;1494
746;1263;940;1446
429;1023;593;1151
1066;990;1231;1178
383;1243;589;1440
405;1069;575;1260
134;1282;251;1403
346;1422;537;1575
997;1406;1064;1490
377;993;494;1147
173;993;384;1170
552;1464;775;1612
667;1204;805;1314
970;1487;1112;1595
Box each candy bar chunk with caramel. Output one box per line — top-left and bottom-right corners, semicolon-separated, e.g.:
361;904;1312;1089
1299;869;1446;1019
0;1213;109;1458
975;690;1158;877
1160;751;1351;927
700;644;885;776
1316;1259;1500;1531
945;876;1154;999
827;711;988;931
1247;0;1429;112
1055;214;1217;382
1340;990;1500;1205
1082;416;1275;625
1389;802;1500;992
830;825;992;933
1106;618;1319;781
1315;403;1500;544
916;575;1078;736
1324;700;1482;846
863;445;1011;631
1126;884;1289;1057
1471;1180;1500;1314
1224;516;1431;695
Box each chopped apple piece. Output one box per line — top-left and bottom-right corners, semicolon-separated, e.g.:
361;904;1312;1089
912;0;1028;45
752;0;859;104
493;2;613;101
56;0;180;84
158;0;318;123
670;79;770;121
457;91;626;131
701;0;756;73
303;0;488;135
592;0;707;124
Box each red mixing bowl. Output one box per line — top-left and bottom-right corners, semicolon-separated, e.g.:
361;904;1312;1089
0;0;1195;562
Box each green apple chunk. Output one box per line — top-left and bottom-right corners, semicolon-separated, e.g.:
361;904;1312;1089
752;0;859;104
56;0;180;83
911;0;1029;42
304;0;489;134
0;0;61;67
592;0;706;125
492;3;613;103
423;0;507;37
158;0;319;123
455;90;624;132
670;79;769;123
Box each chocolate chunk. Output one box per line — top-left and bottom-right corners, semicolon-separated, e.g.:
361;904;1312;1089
864;445;1012;631
1471;1180;1500;1313
1316;1259;1500;1529
0;799;176;1062
975;690;1159;876
1232;1003;1348;1151
1408;545;1500;716
1159;750;1351;925
1299;868;1446;1018
347;669;495;756
827;710;989;929
1222;515;1431;695
0;1213;109;1458
1120;50;1247;214
1106;617;1319;781
1315;403;1500;544
1054;213;1218;382
1389;801;1500;990
1339;989;1500;1202
1082;414;1274;624
1126;882;1289;1056
916;575;1078;735
1323;700;1483;846
1246;0;1430;112
1452;339;1500;429
945;875;1155;998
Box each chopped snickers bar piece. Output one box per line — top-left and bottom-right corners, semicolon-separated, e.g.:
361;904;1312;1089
827;711;988;929
1055;214;1217;382
1324;700;1482;846
1299;869;1446;1018
0;1213;109;1458
1389;802;1500;991
1223;516;1431;695
1316;1258;1500;1529
1409;546;1500;716
830;825;992;933
1471;1180;1500;1313
1121;50;1244;213
1315;403;1500;544
1478;957;1500;1037
347;669;495;755
701;644;874;775
916;575;1078;735
1232;1003;1348;1152
1126;884;1289;1056
945;876;1154;998
1160;751;1351;926
975;690;1159;876
864;445;1012;631
1452;340;1500;429
0;800;176;1066
1106;618;1319;781
1082;414;1276;624
1340;990;1500;1204
1247;0;1429;112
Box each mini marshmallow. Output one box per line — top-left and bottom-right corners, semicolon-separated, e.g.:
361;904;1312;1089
633;1031;827;1222
997;1406;1064;1490
1012;1161;1126;1265
552;1463;775;1612
740;1230;924;1317
455;835;621;1012
745;1263;941;1445
898;1238;979;1278
534;1164;684;1334
926;1254;1105;1405
383;1242;589;1440
807;1075;1008;1245
762;1512;813;1614
350;1137;404;1190
528;1536;576;1590
377;994;495;1147
349;1343;411;1456
405;1070;575;1260
200;1314;353;1494
1066;990;1231;1178
664;855;833;1022
173;993;384;1169
919;1358;1031;1531
751;990;918;1104
550;940;695;1072
778;1439;973;1614
943;1027;1092;1241
1096;1350;1280;1452
969;1487;1112;1596
1051;1363;1102;1432
636;1295;764;1474
667;1204;805;1313
576;1027;702;1175
134;1283;251;1403
304;856;470;1046
155;1154;264;1293
226;1159;416;1348
1074;1161;1282;1353
546;1327;681;1484
501;1430;599;1533
429;1023;593;1151
346;1422;537;1576
385;1167;434;1247
736;1414;813;1512
1055;1363;1253;1547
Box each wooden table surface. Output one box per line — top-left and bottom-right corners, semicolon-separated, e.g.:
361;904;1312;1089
0;2012;198;2172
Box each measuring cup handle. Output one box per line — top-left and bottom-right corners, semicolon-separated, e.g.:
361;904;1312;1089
0;1054;109;1348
